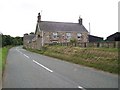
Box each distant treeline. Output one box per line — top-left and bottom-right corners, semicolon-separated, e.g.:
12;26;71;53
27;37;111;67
0;34;23;47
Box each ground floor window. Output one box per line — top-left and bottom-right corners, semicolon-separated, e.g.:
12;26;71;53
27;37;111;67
77;33;82;38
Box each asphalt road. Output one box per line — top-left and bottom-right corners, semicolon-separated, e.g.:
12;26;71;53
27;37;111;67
3;46;118;88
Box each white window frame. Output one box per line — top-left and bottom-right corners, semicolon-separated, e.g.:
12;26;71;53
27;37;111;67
66;32;71;39
53;32;58;38
77;33;82;38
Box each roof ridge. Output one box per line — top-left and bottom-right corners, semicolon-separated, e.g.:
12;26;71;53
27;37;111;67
40;21;78;24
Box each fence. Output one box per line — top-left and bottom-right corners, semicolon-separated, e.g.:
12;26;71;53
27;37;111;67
45;41;120;48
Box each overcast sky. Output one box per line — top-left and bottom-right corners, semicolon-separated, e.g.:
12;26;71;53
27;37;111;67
0;0;119;39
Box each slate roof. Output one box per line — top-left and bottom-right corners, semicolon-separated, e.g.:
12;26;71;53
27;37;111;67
36;21;88;33
107;32;120;38
24;34;35;42
106;32;120;41
89;35;103;42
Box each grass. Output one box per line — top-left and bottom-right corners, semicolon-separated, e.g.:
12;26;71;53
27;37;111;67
0;48;2;71
24;45;118;74
0;46;12;74
0;46;12;83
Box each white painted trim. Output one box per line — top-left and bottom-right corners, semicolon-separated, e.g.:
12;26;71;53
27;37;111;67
38;24;41;32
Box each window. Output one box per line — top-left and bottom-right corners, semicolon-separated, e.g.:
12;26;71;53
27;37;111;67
53;32;58;38
66;32;71;39
77;33;82;38
38;35;40;38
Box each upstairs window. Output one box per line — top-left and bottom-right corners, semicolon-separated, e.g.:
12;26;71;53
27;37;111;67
66;32;71;39
77;33;82;38
53;32;58;38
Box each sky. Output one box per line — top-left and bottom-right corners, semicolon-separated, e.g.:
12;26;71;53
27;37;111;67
0;0;119;39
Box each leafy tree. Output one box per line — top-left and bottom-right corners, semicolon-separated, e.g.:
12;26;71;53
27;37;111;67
2;34;23;47
30;32;34;34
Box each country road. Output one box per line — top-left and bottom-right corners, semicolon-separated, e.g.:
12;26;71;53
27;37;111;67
2;46;118;88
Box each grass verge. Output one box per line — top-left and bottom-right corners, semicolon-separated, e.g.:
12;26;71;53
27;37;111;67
0;46;12;75
24;45;118;74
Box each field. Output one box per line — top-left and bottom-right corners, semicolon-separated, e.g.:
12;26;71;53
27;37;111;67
25;45;118;74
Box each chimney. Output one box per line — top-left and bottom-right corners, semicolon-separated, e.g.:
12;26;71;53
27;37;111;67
78;16;82;25
37;12;41;22
24;33;28;36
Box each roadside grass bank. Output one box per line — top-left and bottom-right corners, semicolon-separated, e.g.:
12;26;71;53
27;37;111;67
1;46;12;75
0;48;2;72
24;45;118;74
0;48;1;89
0;46;12;86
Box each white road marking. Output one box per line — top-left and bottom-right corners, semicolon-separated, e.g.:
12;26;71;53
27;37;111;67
17;50;22;54
16;49;22;54
16;48;85;88
33;60;53;73
19;51;23;54
78;86;85;90
16;48;30;59
24;54;30;58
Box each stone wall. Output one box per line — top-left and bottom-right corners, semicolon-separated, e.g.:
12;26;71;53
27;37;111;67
23;31;89;49
43;31;89;44
46;41;119;48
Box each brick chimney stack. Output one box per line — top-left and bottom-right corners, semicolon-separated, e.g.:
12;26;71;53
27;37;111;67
37;12;41;22
78;16;82;25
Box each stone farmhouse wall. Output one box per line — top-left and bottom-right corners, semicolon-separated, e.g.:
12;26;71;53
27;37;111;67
42;31;88;43
24;31;89;49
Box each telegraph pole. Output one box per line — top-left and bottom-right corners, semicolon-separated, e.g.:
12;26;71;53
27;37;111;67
89;22;91;35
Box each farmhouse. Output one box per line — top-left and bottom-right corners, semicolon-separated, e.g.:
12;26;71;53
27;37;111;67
24;13;89;49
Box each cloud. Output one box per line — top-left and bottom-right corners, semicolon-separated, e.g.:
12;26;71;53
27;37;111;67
0;0;119;39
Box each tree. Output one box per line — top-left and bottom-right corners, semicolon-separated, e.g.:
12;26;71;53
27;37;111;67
30;32;34;34
2;34;23;47
2;35;13;46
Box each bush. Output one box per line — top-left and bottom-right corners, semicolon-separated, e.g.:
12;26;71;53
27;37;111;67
70;38;77;44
